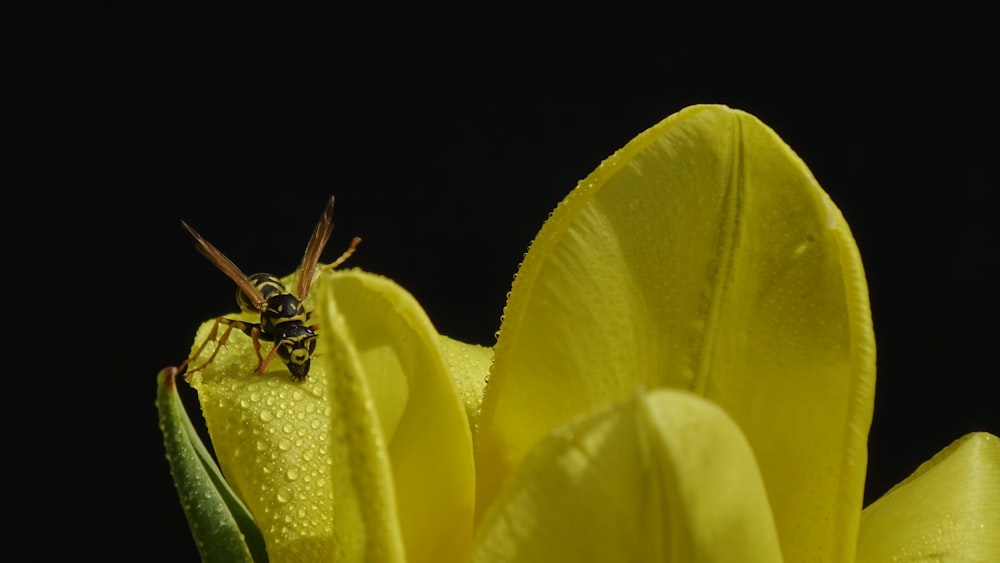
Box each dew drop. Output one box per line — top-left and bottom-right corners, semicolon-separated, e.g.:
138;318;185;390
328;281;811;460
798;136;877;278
259;410;275;422
286;468;300;481
791;241;810;258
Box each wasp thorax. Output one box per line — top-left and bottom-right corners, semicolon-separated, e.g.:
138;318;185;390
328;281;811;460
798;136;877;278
237;273;288;313
260;294;307;334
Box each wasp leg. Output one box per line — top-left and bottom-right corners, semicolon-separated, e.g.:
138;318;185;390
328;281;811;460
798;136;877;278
247;326;267;372
178;317;228;375
299;237;362;300
256;338;281;375
180;317;263;376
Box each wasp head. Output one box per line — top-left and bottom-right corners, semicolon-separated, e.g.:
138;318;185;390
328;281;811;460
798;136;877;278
274;324;319;381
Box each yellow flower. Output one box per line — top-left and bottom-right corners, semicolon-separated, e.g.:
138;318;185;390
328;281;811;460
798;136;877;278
158;105;999;562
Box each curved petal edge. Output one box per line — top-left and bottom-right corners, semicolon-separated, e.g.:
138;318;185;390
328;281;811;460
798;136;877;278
472;389;784;563
856;432;1000;562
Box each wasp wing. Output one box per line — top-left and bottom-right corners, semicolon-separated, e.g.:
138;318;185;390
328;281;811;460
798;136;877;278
295;195;337;300
182;220;266;309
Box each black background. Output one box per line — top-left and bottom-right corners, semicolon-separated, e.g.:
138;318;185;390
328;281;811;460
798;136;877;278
6;3;997;560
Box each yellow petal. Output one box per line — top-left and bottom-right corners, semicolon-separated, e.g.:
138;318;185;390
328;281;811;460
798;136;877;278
856;432;1000;562
325;271;475;563
187;270;404;562
438;334;493;429
188;269;474;562
472;389;784;563
476;104;875;562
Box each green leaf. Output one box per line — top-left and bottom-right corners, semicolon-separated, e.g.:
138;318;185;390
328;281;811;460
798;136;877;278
156;366;268;563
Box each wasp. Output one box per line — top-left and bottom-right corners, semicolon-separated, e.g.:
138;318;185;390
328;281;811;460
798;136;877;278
180;196;360;381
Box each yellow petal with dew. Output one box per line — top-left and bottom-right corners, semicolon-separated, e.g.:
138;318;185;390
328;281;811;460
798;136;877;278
856;432;1000;562
187;269;404;562
472;389;783;563
438;334;493;430
324;271;475;563
188;269;474;561
476;104;875;562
